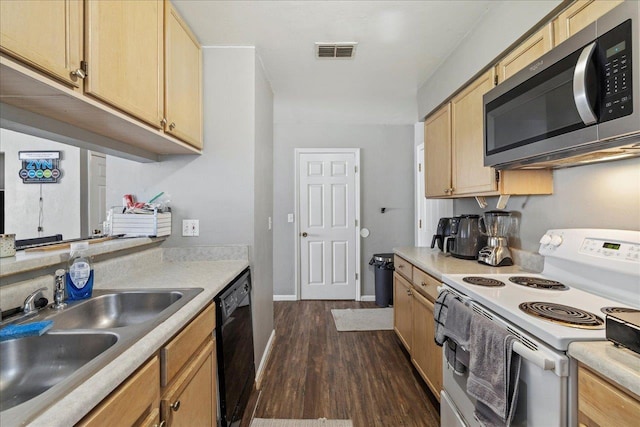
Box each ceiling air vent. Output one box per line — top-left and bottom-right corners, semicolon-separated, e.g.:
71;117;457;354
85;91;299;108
315;42;357;59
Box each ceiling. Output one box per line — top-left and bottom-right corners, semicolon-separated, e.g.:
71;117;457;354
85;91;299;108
172;1;495;125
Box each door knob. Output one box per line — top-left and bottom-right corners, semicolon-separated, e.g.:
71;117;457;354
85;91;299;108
300;232;308;237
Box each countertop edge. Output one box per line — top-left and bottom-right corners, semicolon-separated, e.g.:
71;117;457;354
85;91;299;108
25;259;249;427
568;341;640;398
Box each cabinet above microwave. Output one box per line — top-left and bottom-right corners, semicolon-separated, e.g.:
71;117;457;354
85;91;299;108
483;0;640;169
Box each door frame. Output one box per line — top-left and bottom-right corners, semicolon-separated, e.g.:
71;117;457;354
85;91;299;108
415;143;429;247
294;148;361;301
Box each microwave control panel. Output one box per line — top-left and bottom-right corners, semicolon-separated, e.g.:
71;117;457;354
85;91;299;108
599;19;633;122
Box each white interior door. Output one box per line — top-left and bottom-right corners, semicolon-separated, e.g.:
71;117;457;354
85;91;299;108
88;151;106;235
298;150;359;300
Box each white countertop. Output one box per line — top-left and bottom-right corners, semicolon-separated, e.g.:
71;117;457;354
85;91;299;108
569;341;640;398
393;246;525;279
23;259;249;427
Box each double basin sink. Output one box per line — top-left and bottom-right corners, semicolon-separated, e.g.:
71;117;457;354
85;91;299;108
0;287;203;425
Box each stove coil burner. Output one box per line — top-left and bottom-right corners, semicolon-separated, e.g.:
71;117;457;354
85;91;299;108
462;276;506;287
601;307;640;315
509;276;569;290
519;302;605;329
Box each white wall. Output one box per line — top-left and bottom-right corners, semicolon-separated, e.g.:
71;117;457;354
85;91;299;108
417;0;562;119
272;124;414;298
107;47;274;368
2;128;81;241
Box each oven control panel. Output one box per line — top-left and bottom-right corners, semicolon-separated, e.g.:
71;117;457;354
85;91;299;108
579;238;640;261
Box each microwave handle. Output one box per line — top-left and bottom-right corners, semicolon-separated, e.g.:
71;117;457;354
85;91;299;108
573;42;598;125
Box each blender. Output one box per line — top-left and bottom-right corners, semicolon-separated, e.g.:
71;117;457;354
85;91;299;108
478;210;513;266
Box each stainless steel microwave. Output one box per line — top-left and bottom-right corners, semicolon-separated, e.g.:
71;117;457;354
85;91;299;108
484;1;640;169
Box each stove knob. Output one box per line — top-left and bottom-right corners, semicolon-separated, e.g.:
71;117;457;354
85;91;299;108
550;234;563;247
539;234;552;245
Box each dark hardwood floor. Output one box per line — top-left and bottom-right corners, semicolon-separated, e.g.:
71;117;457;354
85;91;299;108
241;301;440;427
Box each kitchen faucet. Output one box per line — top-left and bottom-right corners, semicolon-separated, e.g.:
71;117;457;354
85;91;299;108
23;287;48;314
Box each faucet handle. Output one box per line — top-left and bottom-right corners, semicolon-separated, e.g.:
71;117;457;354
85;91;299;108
23;287;48;314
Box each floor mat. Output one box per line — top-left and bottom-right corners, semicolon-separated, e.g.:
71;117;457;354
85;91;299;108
331;307;393;331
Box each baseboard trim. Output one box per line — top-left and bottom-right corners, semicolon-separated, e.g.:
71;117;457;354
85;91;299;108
360;295;375;302
273;295;297;301
255;329;275;390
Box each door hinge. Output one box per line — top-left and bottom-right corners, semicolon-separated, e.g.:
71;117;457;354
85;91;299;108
355;219;358;227
355;273;359;280
419;219;422;229
81;61;88;76
418;163;422;172
494;75;498;86
495;169;501;183
354;165;358;173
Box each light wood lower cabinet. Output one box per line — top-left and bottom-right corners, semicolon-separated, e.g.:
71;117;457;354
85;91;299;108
578;363;640;427
393;272;413;352
77;356;160;427
161;339;216;427
77;302;217;427
393;256;442;401
411;289;442;401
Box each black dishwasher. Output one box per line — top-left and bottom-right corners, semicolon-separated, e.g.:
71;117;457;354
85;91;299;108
215;268;255;427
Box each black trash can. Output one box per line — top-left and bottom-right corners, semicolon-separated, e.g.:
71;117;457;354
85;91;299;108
369;253;395;307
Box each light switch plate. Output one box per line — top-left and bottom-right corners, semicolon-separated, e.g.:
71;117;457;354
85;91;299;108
182;219;199;237
287;213;294;223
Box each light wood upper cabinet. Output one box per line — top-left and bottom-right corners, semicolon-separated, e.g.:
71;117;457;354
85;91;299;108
452;69;496;195
393;272;413;352
554;0;624;45
0;0;83;87
412;289;442;401
85;0;164;129
496;24;553;84
165;1;203;149
424;104;452;197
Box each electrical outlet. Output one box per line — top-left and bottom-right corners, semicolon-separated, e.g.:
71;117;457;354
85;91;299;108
182;219;199;237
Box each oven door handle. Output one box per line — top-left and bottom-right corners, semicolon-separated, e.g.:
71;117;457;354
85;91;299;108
512;341;555;371
573;41;598;125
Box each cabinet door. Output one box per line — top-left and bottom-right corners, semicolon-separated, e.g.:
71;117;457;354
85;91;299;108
78;356;160;427
0;0;82;87
554;0;623;45
162;339;216;427
496;24;553;84
165;1;203;148
393;272;413;352
451;69;496;195
412;290;442;401
85;0;164;128
424;104;452;198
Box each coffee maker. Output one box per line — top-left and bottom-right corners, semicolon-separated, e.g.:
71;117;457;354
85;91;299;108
478;210;513;266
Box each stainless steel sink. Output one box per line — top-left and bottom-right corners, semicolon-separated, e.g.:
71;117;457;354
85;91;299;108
52;290;184;329
0;332;118;411
0;287;203;426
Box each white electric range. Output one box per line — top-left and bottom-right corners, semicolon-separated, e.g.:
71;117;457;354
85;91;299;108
439;229;640;427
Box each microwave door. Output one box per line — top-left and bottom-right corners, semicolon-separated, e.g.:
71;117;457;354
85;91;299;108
484;47;598;167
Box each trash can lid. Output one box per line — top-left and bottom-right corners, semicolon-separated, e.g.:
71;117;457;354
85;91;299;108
372;253;394;262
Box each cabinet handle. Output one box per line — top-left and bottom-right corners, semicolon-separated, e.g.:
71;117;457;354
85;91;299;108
160;118;167;127
406;289;412;296
397;264;404;269
421;282;426;287
155;421;167;427
71;68;86;79
170;400;181;412
169;122;176;130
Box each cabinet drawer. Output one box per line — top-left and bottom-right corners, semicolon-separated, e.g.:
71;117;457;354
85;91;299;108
78;356;159;427
412;267;439;302
394;255;412;281
161;303;215;387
